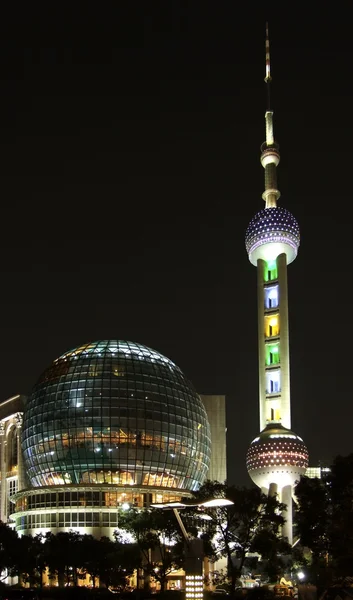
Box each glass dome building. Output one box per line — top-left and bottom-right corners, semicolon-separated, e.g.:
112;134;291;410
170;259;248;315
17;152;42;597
13;341;212;537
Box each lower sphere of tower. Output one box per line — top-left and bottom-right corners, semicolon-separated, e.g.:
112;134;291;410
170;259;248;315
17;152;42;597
246;424;308;490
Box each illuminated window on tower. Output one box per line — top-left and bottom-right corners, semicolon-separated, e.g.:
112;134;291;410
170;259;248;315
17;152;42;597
264;314;279;337
266;343;280;366
264;285;279;309
266;370;281;393
264;260;277;282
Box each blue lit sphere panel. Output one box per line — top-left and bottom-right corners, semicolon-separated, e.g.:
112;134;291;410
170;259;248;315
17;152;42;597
245;206;300;257
22;340;211;491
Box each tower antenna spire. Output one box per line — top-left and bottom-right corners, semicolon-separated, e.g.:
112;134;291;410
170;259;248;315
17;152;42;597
265;22;271;110
260;21;280;207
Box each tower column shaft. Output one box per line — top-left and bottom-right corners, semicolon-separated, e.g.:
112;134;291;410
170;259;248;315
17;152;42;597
257;259;267;431
281;485;293;545
264;164;279;197
269;482;278;497
277;253;291;429
265;111;274;145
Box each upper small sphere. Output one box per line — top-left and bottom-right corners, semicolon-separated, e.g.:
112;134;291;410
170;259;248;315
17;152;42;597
246;423;308;489
245;206;300;266
22;340;211;492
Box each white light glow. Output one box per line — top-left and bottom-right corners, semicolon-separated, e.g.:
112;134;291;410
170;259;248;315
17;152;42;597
118;530;135;544
186;575;203;600
197;513;212;521
249;240;298;266
269;434;296;439
201;498;233;508
151;502;187;509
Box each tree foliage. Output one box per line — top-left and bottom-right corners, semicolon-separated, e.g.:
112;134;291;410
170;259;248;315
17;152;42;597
295;454;353;582
0;524;138;589
117;507;189;592
191;481;291;591
0;522;19;580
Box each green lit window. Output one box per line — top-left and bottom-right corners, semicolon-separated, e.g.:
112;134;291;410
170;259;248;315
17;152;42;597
264;260;278;282
266;344;280;366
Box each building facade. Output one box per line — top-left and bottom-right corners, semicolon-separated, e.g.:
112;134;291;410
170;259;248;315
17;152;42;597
305;466;331;479
200;395;227;484
0;395;27;524
245;27;308;544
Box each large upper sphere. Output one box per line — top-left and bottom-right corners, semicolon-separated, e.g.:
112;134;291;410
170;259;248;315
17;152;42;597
22;340;211;492
245;206;300;266
246;423;309;489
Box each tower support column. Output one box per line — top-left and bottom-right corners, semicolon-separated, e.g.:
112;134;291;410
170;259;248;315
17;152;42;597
269;482;278;497
277;253;291;429
281;485;293;545
257;258;267;431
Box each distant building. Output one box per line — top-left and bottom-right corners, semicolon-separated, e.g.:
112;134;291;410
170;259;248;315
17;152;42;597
200;395;227;483
0;395;27;524
305;466;331;479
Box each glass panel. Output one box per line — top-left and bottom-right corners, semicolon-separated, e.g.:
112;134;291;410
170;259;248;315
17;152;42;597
21;340;212;492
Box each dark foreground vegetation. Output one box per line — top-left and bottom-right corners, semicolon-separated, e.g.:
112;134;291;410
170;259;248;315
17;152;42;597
0;588;283;600
2;456;353;597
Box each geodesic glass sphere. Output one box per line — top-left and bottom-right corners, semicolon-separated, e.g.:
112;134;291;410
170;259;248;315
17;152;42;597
22;340;211;491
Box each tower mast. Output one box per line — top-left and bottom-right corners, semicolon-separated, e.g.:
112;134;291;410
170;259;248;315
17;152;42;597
245;24;308;545
261;23;281;209
265;22;271;108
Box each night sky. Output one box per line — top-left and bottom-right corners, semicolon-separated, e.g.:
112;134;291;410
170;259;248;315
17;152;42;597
1;5;352;486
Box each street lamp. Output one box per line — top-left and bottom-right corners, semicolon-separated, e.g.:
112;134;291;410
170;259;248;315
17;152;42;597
151;498;234;600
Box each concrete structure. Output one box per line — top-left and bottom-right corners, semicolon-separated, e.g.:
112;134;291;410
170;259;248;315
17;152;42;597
245;26;308;544
0;341;226;544
200;395;227;483
0;395;27;524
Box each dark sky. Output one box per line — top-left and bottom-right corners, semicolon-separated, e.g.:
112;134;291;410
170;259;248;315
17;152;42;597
1;4;352;486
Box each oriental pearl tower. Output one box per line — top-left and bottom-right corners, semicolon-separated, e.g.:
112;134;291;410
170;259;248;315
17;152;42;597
245;25;309;544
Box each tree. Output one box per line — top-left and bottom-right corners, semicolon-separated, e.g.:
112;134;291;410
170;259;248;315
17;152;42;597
0;522;19;581
294;475;330;560
295;454;353;582
78;534;139;589
117;507;187;592
77;534;103;588
97;537;140;590
44;530;84;586
191;480;290;592
14;534;47;588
